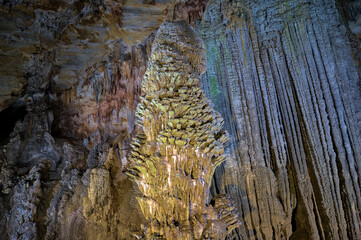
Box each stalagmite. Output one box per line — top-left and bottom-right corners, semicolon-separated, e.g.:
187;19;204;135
127;20;240;239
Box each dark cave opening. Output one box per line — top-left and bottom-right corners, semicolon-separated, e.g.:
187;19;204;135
0;103;27;145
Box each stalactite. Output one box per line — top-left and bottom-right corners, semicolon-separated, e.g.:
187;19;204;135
127;20;240;239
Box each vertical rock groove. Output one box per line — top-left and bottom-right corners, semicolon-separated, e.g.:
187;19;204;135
198;0;361;239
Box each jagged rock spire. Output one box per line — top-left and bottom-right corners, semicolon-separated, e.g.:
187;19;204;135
128;20;240;239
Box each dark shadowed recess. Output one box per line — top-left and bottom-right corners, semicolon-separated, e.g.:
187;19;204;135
337;0;361;75
0;102;26;145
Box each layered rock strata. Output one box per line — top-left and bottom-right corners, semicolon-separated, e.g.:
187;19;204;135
128;20;240;239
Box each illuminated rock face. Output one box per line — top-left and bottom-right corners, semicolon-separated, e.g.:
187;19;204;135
128;21;240;239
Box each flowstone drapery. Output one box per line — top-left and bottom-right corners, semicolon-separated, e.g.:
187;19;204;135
127;21;240;239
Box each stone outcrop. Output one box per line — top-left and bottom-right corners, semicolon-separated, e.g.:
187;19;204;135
83;147;145;240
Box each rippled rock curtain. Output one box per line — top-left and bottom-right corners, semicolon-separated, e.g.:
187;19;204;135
197;0;361;239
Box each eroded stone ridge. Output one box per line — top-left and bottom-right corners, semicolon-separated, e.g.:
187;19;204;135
128;21;240;239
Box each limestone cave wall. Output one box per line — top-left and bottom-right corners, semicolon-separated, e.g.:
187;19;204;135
0;0;360;239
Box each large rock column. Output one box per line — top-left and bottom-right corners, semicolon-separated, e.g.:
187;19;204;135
128;21;240;239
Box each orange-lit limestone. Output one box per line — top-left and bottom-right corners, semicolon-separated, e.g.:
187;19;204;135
127;21;240;239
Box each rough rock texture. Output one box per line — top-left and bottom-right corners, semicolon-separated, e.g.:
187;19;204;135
198;0;361;239
0;0;171;111
342;0;361;39
128;20;240;239
341;0;361;78
0;0;211;239
0;0;360;239
0;0;162;239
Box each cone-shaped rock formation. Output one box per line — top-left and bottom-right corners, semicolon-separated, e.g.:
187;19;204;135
127;20;240;239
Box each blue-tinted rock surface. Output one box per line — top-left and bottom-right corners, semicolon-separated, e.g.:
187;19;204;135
199;0;361;239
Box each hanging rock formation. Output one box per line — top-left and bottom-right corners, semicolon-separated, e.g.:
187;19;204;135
0;0;360;239
128;20;240;239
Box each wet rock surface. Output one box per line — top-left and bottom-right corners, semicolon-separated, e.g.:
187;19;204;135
0;0;360;239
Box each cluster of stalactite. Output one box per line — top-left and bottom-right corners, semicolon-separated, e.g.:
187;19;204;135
127;20;240;239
